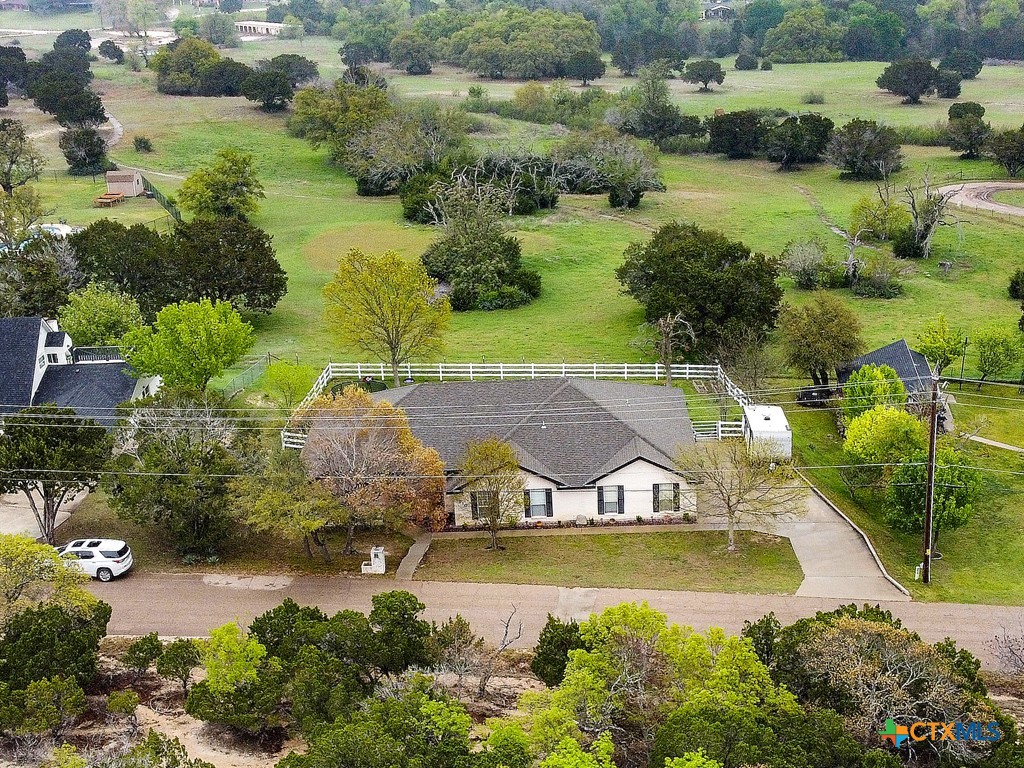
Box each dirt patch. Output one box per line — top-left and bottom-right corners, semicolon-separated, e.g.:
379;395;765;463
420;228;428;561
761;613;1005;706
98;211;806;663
135;708;300;768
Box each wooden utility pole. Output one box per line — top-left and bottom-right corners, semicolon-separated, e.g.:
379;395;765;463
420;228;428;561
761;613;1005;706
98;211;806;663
921;368;941;585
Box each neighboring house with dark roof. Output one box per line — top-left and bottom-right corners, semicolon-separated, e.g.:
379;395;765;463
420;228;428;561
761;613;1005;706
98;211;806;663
836;339;933;399
701;3;735;19
0;317;159;425
377;379;698;527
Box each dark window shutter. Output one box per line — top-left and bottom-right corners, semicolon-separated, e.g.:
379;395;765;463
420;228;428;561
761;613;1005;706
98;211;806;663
673;483;680;511
597;485;604;514
523;491;531;518
470;493;478;520
652;483;660;514
545;488;553;517
617;486;625;514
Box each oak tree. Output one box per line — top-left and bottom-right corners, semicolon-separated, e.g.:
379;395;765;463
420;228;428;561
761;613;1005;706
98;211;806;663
616;222;783;356
57;282;144;346
0;406;112;544
683;59;725;91
876;59;938;104
0;119;44;194
106;391;248;555
780;291;865;387
122;299;255;391
241;68;293;111
323;249;450;387
175;149;265;220
170;217;287;313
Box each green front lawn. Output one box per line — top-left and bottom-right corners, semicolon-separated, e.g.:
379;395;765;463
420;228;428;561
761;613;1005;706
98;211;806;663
414;531;804;594
59;492;413;576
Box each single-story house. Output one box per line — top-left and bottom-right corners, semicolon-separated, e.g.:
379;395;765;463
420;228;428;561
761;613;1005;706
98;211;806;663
0;317;159;426
836;339;933;400
234;20;286;36
376;378;698;527
701;3;736;20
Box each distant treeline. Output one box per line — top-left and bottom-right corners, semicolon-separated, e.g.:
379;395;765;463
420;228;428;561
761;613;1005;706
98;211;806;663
256;0;1024;71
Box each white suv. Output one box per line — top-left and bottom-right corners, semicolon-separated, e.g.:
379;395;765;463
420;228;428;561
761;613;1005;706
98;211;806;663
56;539;134;582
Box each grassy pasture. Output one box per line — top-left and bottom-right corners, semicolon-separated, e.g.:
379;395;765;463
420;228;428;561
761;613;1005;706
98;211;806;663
17;58;1024;373
993;189;1024;208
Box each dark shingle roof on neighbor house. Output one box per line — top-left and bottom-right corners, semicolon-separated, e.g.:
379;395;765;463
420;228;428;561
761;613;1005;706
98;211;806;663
0;317;43;415
32;363;138;425
837;339;932;395
378;378;694;489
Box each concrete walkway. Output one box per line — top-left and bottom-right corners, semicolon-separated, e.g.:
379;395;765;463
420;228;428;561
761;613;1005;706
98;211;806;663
87;574;1024;668
396;533;432;580
969;435;1024;453
397;490;910;602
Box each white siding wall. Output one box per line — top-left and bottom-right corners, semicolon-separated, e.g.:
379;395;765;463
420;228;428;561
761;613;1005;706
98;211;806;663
29;320;51;399
451;459;697;526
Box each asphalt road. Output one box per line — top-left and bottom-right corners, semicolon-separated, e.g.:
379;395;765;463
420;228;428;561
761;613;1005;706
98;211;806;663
89;574;1024;668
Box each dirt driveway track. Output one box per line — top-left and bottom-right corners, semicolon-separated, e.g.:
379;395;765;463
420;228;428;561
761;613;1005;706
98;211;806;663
938;181;1024;217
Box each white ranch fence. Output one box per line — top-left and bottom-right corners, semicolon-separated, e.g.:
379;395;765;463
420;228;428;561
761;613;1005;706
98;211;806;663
281;362;750;449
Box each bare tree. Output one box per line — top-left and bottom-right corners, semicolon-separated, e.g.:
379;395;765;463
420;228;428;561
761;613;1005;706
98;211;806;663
676;440;804;551
629;312;695;387
809;618;994;764
429;614;484;696
991;623;1024;675
476;604;523;698
904;175;958;259
717;328;779;392
425;171;512;234
655;313;694;387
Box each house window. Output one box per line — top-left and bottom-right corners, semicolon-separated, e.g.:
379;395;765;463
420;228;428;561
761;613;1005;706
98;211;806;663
653;483;681;513
470;491;496;521
37;355;45;369
524;489;553;518
46;353;58;364
597;485;624;515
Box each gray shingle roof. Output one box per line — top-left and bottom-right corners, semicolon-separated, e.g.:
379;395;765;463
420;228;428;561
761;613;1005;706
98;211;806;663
379;379;694;488
837;339;932;395
32;362;137;425
44;331;68;347
0;317;43;416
